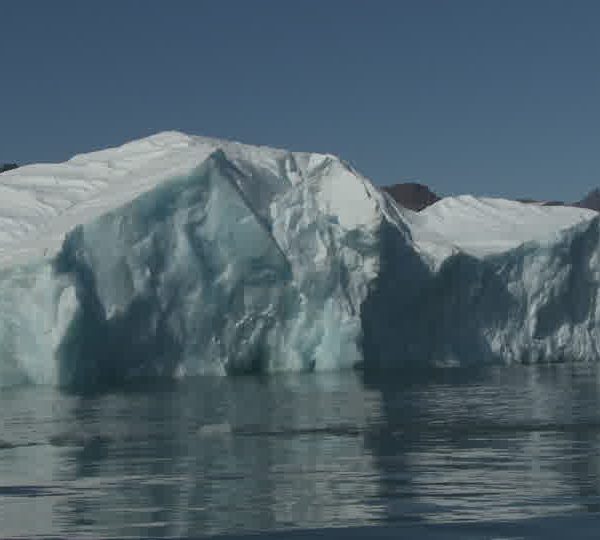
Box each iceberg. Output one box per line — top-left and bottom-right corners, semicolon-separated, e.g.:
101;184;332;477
0;131;598;388
364;198;600;367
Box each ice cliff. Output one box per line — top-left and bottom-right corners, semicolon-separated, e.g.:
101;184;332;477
0;132;598;388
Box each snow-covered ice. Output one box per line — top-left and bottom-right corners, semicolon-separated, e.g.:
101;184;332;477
0;131;598;388
403;195;596;258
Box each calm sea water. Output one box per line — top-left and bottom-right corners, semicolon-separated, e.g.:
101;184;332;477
2;364;600;538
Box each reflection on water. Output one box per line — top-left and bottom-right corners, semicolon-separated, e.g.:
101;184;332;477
2;365;600;537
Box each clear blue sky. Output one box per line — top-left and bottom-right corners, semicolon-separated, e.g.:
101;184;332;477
1;0;599;201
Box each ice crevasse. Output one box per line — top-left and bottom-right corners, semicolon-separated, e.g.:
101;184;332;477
0;131;598;388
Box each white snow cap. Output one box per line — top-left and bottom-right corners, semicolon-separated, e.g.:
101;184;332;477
402;195;596;258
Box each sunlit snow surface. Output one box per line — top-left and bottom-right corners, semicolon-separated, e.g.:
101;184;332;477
0;131;598;388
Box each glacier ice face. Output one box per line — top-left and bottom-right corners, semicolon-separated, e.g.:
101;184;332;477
364;200;600;367
0;131;599;388
0;133;389;387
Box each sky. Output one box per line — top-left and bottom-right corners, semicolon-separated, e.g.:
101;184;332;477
1;0;599;201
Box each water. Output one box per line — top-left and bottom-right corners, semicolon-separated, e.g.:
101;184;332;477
2;364;600;538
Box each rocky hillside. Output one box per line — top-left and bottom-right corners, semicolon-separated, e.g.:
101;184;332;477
382;182;600;213
0;164;18;174
576;188;600;211
381;182;440;211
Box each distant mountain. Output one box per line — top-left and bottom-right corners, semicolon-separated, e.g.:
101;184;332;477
576;188;600;211
382;182;440;211
0;164;18;174
382;182;600;213
516;198;565;207
516;189;600;212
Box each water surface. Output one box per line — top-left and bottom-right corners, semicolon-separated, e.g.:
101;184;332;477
2;364;600;538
